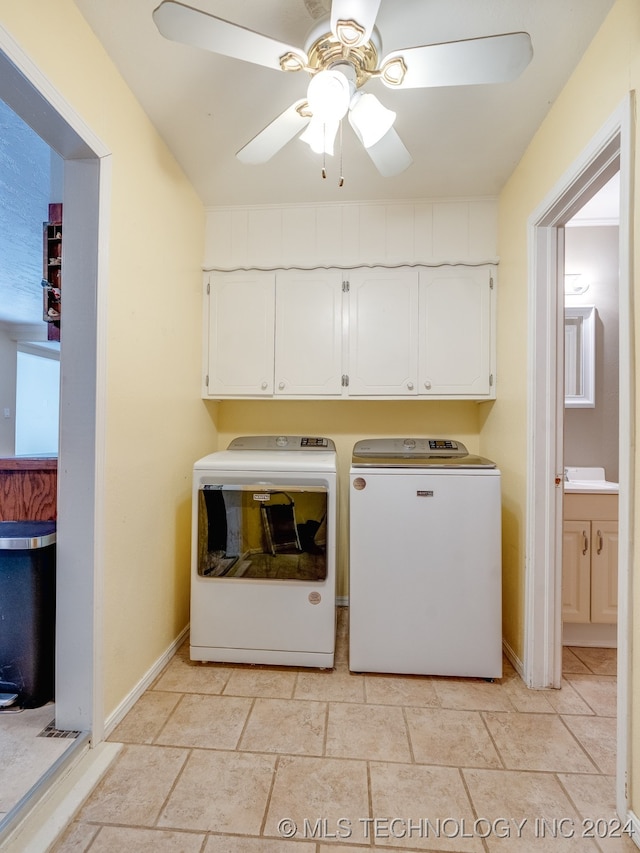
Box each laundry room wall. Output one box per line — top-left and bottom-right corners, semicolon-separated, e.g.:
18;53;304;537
0;0;216;719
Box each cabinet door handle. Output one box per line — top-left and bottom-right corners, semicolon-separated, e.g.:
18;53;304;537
596;530;603;555
261;381;268;390
278;381;285;390
407;381;414;390
424;380;432;390
582;531;589;555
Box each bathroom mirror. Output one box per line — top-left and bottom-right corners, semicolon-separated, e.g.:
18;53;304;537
565;305;596;407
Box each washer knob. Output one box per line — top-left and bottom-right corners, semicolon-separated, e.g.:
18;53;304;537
276;436;289;447
403;438;416;449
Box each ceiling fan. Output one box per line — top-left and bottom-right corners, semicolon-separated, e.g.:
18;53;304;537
153;0;533;179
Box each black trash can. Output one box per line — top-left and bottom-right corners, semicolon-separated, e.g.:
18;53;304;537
0;521;56;708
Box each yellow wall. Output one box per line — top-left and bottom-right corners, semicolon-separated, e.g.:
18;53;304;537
215;400;483;597
482;0;639;806
0;1;217;715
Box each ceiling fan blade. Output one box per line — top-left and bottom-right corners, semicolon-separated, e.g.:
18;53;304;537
153;1;307;71
364;127;413;177
330;0;382;47
380;32;533;89
236;100;311;164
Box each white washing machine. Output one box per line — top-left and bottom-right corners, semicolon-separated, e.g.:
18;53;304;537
191;435;337;667
349;438;502;678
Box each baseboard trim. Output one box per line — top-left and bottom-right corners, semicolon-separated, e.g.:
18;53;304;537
103;624;189;738
502;637;524;680
624;809;640;848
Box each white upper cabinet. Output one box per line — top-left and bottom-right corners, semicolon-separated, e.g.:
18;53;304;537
347;268;419;396
274;270;344;396
203;265;495;400
205;271;275;396
419;266;494;397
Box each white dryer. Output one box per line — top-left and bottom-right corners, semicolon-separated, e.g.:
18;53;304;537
349;438;502;679
191;435;337;667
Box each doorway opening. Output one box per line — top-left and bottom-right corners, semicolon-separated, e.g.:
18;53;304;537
526;98;632;819
0;28;109;838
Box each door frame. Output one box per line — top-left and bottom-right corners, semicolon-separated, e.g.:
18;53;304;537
0;24;110;739
525;96;633;818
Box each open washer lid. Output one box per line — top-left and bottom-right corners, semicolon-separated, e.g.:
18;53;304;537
351;438;496;468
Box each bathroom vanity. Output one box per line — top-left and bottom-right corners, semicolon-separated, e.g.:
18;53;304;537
562;468;618;646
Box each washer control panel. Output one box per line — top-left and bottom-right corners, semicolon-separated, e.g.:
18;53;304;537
228;435;335;451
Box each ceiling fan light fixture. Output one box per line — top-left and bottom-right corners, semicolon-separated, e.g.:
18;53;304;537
300;116;339;155
306;68;352;122
348;92;396;148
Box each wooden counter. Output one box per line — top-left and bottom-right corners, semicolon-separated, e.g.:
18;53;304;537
0;457;57;521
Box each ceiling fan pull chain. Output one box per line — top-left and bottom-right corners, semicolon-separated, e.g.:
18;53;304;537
322;123;327;179
338;119;344;187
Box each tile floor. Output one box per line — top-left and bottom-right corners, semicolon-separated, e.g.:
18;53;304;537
50;613;636;852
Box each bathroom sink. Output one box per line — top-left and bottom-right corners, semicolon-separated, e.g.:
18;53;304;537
564;467;619;494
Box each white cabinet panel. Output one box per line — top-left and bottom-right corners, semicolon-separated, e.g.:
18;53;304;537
206;272;275;396
275;270;344;396
419;266;493;396
591;520;618;624
348;268;419;396
562;520;591;623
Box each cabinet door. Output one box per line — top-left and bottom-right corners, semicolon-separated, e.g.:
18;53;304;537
348;268;418;396
419;266;493;396
562;520;591;623
591;521;618;623
206;272;275;396
274;270;344;396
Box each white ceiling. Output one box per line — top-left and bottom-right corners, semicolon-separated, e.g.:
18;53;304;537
73;0;616;207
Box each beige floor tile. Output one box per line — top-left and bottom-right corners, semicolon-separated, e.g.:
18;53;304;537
264;755;369;840
369;762;483;851
501;676;556;714
463;768;600;851
544;680;596;715
158;749;276;834
325;702;411;762
155;693;252;750
204;837;316;852
239;697;326;755
483;712;597;773
406;708;502;768
152;655;232;694
558;773;638;853
108;690;181;744
364;674;440;707
433;679;515;712
561;714;617;775
563;647;592;674
569;646;617;676
85;825;206;851
564;674;617;716
77;744;188;826
295;669;365;703
51;821;100;852
223;667;297;699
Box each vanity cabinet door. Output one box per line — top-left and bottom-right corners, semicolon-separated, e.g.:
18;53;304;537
205;272;275;397
274;270;344;396
562;520;591;623
590;521;618;623
347;267;419;396
418;266;494;397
